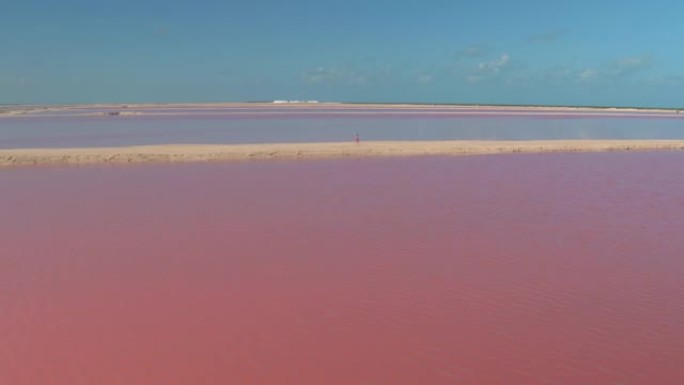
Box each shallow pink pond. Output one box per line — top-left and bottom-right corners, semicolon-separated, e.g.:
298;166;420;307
1;153;684;385
4;108;684;148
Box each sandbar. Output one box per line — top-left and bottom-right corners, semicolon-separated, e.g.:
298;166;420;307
2;102;683;119
2;140;684;168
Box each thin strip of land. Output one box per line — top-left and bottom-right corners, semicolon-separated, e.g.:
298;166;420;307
2;140;684;168
2;102;682;118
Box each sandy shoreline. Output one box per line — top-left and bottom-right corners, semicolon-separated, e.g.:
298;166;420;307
2;140;684;168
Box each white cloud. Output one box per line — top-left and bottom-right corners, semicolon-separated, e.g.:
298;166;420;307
477;54;510;75
463;54;512;83
573;55;654;83
578;68;599;81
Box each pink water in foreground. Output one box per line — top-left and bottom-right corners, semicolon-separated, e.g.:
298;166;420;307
2;153;684;385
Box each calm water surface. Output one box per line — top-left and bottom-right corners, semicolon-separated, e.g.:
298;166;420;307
2;108;684;148
1;152;683;385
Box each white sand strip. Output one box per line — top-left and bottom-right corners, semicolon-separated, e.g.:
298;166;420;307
2;140;684;168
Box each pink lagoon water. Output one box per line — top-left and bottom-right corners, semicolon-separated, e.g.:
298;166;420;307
2;107;684;148
1;153;684;385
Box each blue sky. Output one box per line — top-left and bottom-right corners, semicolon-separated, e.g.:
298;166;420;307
2;0;684;106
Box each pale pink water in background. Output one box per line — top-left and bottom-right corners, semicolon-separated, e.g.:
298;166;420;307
3;107;684;148
1;153;684;385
